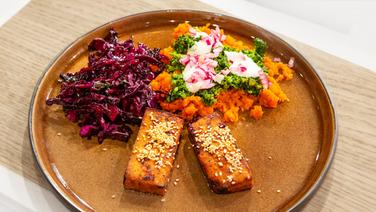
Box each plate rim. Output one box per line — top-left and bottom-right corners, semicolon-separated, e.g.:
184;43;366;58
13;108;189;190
28;9;338;211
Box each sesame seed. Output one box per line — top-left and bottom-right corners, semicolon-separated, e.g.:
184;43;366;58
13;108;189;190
161;198;166;202
176;164;180;169
268;156;272;160
188;146;191;150
231;181;236;185
195;124;244;173
102;147;108;151
193;122;250;181
257;189;261;193
111;194;116;199
173;182;178;186
135;114;178;165
57;133;62;136
277;189;281;193
175;178;180;182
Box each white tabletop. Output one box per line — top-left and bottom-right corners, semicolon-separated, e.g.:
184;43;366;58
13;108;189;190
1;0;375;211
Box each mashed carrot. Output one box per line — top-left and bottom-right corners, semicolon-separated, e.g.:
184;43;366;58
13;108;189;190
198;23;212;34
160;46;173;60
173;22;191;39
264;57;294;82
268;77;289;102
223;34;251;50
160;96;213;120
157;84;287;121
259;89;279;108
250;105;263;120
159;89;257;121
214;90;255;122
153;23;294;122
150;71;172;93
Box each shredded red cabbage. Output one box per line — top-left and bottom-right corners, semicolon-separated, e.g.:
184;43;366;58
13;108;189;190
46;29;165;143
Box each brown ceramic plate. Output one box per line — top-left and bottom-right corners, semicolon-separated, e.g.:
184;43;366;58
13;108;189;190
29;10;337;211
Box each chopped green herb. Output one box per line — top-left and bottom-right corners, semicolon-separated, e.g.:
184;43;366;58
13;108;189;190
173;35;197;54
223;46;238;52
254;38;267;56
167;57;184;73
196;85;223;105
166;74;191;102
214;51;230;73
221;74;262;96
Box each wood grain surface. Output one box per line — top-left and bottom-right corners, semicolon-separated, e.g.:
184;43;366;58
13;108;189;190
0;0;375;211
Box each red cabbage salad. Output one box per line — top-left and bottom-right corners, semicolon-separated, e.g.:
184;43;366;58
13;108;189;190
46;29;166;143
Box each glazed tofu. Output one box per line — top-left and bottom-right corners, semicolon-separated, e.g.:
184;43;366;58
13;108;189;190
188;113;253;194
124;108;184;195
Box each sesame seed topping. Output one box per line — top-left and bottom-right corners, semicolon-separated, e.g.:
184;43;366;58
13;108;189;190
176;164;180;169
268;156;272;160
257;189;261;193
188;146;191;150
102;147;107;151
173;182;178;186
215;172;218;177
277;189;281;193
194;123;245;173
111;194;116;199
175;178;180;182
57;132;62;136
135;113;179;169
231;181;236;185
161;198;166;202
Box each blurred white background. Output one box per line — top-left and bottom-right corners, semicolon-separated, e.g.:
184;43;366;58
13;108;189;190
0;0;29;26
203;0;376;71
